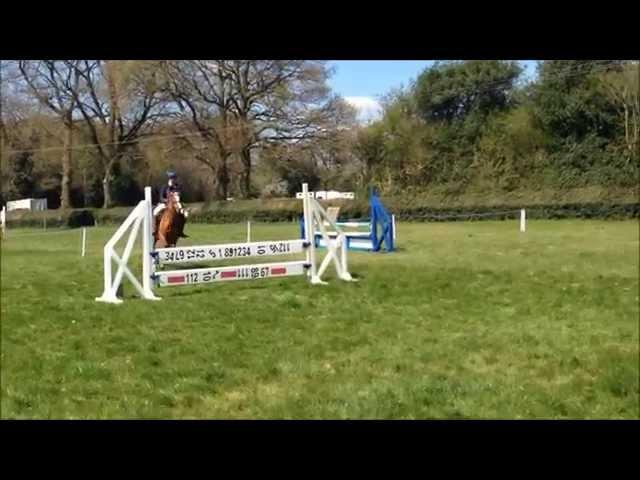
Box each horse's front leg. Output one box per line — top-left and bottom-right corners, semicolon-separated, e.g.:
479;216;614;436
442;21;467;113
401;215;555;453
155;233;168;249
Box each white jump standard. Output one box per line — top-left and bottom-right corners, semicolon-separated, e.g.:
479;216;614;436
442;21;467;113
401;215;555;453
299;186;396;252
96;183;355;304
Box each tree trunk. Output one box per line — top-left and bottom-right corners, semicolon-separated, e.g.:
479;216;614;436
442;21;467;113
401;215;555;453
102;175;111;209
240;147;252;198
60;120;73;209
624;105;630;151
218;155;230;200
82;167;87;208
633;101;639;149
207;154;231;200
102;158;115;209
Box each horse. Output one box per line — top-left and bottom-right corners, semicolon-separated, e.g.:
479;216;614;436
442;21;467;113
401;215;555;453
154;191;189;248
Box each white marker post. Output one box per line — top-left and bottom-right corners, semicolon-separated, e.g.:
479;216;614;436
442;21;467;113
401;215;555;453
520;209;526;233
81;227;87;257
0;206;6;238
392;214;397;241
247;220;251;242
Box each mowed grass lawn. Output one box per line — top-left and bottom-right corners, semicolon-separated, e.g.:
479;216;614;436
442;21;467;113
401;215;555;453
1;219;638;419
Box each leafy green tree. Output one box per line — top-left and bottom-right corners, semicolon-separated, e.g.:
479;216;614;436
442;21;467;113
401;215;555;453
414;61;523;124
532;60;622;141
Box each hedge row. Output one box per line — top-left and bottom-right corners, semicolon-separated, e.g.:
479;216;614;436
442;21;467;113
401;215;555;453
3;202;638;229
3;209;97;229
395;203;640;222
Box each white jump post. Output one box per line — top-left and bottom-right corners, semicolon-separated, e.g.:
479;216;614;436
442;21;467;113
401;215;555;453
96;183;354;304
520;209;526;233
247;220;251;242
81;227;87;257
96;187;160;303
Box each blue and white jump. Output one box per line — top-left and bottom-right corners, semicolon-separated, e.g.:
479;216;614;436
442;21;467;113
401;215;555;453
300;187;396;252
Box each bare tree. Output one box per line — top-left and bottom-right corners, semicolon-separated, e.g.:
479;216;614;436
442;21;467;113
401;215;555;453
218;60;356;197
160;60;356;199
159;60;241;200
67;60;168;207
17;60;81;208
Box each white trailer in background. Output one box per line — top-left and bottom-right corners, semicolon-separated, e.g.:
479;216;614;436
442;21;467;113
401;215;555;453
6;198;48;212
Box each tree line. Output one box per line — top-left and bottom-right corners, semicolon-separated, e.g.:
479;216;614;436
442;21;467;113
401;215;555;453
1;60;637;210
357;60;639;197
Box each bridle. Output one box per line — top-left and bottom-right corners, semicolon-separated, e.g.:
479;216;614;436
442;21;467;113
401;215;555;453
169;191;189;218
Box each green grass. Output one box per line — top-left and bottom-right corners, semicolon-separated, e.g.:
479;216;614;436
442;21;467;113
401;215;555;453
1;219;638;419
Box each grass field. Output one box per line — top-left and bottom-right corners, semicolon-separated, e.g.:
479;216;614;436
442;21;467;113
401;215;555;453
1;219;638;419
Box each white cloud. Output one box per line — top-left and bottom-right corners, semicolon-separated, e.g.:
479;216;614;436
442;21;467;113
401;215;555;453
344;96;382;124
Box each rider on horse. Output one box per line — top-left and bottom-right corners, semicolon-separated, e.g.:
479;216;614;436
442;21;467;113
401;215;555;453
152;170;189;248
154;170;181;219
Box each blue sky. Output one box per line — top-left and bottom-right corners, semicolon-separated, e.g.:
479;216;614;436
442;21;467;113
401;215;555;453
327;60;538;122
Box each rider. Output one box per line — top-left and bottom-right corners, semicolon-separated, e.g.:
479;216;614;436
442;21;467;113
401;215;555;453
153;170;181;218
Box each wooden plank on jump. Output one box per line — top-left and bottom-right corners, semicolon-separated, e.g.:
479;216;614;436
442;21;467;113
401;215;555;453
335;222;370;228
317;236;374;251
318;231;371;238
155;260;309;287
155;239;307;265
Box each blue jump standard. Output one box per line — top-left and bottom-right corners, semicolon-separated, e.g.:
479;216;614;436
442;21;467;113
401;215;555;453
299;187;395;252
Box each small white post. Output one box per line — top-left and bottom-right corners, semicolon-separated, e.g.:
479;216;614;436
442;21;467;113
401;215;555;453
302;183;319;283
247;220;251;242
341;234;349;278
81;227;87;257
520;209;526;233
100;243;113;300
392;214;397;241
1;206;6;238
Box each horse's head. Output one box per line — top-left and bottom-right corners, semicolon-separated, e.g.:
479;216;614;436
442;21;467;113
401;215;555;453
167;191;189;218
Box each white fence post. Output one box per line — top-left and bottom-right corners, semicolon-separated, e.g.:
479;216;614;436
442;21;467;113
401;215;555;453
392;214;397;241
1;206;6;237
81;227;87;257
520;209;526;233
247;220;251;243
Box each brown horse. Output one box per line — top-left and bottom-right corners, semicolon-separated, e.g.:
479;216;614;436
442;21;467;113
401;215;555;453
154;191;189;248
